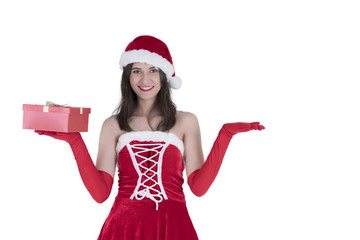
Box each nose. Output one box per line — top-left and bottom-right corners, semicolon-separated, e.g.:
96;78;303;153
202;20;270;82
140;71;152;84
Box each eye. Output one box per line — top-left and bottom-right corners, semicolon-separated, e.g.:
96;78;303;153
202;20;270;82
150;68;159;73
131;69;141;74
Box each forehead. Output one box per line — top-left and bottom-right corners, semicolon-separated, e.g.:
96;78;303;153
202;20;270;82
132;62;157;69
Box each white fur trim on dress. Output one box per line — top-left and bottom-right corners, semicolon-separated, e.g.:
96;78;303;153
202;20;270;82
116;131;184;156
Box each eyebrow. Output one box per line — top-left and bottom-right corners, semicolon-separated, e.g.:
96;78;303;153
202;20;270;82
131;67;142;71
131;66;158;70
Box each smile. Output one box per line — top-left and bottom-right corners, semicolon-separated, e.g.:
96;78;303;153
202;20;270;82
138;86;154;92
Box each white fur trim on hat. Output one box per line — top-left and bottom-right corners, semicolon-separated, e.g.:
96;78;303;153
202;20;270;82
169;76;182;89
119;49;182;89
120;49;173;78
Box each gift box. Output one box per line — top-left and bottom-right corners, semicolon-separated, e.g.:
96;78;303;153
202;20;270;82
23;103;91;132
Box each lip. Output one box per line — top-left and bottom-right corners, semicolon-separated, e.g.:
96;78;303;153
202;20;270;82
138;86;154;92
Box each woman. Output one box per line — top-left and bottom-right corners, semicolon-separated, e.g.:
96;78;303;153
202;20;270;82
36;35;265;239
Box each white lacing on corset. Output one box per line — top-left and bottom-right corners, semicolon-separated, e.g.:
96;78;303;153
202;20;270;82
127;142;169;210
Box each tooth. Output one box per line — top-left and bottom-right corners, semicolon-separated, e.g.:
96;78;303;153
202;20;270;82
140;86;152;90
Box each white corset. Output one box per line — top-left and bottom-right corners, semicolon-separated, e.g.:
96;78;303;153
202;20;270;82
116;131;184;210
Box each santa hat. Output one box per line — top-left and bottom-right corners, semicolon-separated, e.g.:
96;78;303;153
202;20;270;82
119;35;182;89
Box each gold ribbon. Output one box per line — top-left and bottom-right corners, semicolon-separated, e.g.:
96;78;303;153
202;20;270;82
43;101;67;112
45;101;68;107
42;101;84;114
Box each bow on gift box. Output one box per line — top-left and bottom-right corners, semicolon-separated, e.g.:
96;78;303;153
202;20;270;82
45;101;69;107
42;101;68;112
42;101;84;114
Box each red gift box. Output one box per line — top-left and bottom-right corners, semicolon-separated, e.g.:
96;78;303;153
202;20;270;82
23;104;91;132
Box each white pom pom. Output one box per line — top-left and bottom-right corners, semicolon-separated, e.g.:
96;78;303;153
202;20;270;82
169;76;182;89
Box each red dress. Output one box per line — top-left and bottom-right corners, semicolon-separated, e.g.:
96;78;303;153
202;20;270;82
98;131;199;240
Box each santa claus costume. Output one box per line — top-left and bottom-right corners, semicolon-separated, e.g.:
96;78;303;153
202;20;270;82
37;35;265;240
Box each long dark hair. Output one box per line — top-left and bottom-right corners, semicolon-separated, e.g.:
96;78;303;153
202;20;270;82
115;63;177;132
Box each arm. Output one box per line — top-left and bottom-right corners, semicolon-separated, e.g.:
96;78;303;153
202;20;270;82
183;114;265;197
36;116;120;203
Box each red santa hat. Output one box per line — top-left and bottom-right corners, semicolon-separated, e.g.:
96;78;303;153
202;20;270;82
119;35;182;89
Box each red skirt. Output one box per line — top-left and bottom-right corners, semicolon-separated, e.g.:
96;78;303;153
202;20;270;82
98;197;198;240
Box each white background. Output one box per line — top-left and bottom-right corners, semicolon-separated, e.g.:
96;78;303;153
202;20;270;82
1;0;360;239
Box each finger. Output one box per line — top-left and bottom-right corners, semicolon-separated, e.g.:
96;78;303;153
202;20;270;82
35;130;45;135
47;131;60;137
250;122;260;130
39;131;58;137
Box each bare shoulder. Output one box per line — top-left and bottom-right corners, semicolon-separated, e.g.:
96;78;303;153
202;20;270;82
102;115;118;128
101;116;124;140
177;111;198;124
176;111;200;133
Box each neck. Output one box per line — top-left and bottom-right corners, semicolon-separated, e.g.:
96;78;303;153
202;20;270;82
135;98;158;117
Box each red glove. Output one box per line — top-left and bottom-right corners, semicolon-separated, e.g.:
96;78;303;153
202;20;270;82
35;131;113;203
187;122;265;197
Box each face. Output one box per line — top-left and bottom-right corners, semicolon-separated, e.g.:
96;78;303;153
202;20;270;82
130;62;161;101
